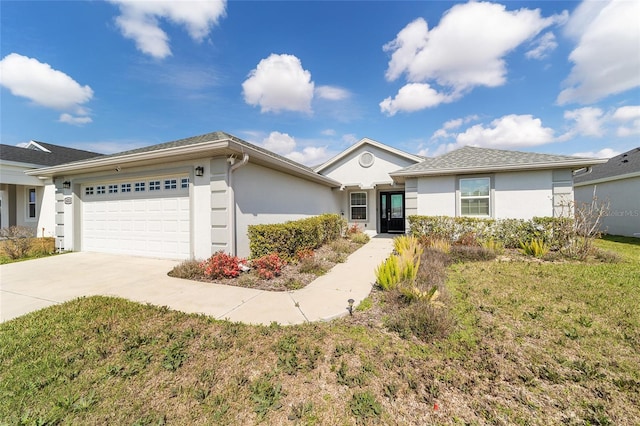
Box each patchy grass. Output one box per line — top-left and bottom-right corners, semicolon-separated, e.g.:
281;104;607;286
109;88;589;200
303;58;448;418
1;238;638;424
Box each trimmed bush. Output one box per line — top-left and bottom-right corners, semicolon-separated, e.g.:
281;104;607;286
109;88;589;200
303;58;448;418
248;214;344;260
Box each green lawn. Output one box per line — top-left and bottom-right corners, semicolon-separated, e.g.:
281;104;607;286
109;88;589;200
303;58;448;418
1;237;638;425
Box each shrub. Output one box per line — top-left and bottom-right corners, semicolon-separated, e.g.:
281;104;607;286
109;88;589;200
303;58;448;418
252;253;286;280
201;251;243;279
450;245;497;262
349;232;370;245
168;260;203;279
480;238;504;254
295;248;314;262
420;237;451;254
455;231;480;246
349;391;382;424
384;298;455;341
298;257;327;275
520;239;550;258
329;238;353;254
0;226;36;259
375;255;401;290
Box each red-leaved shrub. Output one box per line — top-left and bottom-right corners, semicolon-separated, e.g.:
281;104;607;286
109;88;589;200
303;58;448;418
201;251;243;279
252;253;286;280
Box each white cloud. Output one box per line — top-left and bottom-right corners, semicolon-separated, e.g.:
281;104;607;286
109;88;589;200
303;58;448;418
558;0;640;105
380;83;454;116
262;131;296;155
59;113;92;125
561;107;606;139
612;105;640;137
573;148;619;158
315;85;350;100
321;129;336;136
0;53;93;124
259;131;332;165
430;115;480;140
342;134;358;145
382;2;565;111
242;54;315;113
526;32;558;59
108;0;226;59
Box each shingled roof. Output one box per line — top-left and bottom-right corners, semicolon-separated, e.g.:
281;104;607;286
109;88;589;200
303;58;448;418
0;141;101;167
574;147;640;184
390;146;605;179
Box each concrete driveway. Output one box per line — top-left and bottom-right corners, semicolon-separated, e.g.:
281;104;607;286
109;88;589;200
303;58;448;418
0;237;394;325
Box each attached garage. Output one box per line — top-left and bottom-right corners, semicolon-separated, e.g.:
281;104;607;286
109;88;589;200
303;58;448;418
81;175;191;259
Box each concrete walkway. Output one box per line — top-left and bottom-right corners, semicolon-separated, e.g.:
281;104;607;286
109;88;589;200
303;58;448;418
0;235;395;325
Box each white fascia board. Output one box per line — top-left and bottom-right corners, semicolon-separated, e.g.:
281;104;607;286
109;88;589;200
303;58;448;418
390;159;608;179
314;137;422;173
574;171;640;187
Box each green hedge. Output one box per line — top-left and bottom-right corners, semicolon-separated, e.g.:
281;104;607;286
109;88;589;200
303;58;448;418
248;214;345;259
407;215;573;249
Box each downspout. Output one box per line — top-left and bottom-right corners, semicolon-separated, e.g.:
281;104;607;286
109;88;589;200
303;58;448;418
228;153;249;256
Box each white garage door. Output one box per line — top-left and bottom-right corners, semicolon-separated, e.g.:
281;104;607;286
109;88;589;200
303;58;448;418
82;176;190;259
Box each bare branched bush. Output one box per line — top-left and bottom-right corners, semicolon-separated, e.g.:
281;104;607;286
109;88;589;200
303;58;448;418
557;194;610;260
0;226;36;259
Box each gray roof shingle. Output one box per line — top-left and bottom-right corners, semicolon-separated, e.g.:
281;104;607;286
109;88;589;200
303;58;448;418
0;141;101;166
574;147;640;184
392;146;599;176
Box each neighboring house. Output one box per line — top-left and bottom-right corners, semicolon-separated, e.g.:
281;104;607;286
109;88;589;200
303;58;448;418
26;131;605;260
0;141;101;237
574;147;640;237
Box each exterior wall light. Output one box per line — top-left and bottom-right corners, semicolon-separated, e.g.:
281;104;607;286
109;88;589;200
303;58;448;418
62;181;71;189
195;166;204;177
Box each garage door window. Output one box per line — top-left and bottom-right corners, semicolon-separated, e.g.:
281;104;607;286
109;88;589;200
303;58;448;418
181;177;189;189
85;187;94;195
108;185;118;194
135;182;145;192
121;183;132;193
164;179;177;190
149;181;161;191
97;185;106;194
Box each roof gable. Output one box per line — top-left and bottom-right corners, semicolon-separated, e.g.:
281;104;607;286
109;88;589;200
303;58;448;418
574;147;640;184
0;141;101;167
391;146;607;179
314;137;422;173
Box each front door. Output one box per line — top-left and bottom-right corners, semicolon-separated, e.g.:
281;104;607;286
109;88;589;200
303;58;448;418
380;192;405;233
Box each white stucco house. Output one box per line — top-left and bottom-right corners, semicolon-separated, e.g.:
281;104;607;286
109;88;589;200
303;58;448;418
23;131;605;260
574;147;640;237
0;141;100;237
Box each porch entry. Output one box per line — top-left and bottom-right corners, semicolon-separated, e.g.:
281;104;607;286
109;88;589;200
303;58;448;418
379;191;405;233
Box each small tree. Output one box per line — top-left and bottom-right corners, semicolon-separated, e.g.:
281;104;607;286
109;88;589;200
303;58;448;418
557;192;610;260
0;226;35;259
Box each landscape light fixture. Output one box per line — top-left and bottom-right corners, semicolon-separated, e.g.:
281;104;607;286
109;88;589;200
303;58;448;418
62;181;71;189
347;298;355;316
195;166;204;177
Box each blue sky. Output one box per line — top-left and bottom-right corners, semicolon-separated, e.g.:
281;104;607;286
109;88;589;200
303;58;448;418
1;0;638;165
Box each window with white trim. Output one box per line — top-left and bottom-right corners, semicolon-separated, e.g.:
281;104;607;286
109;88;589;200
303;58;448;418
181;177;189;189
134;182;145;192
460;177;490;216
121;183;132;193
27;188;36;218
108;184;118;194
85;187;94;195
149;180;161;191
350;192;367;220
164;179;177;190
96;185;106;194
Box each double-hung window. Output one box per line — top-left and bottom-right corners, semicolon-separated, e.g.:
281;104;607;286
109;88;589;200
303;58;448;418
27;188;36;219
350;192;367;220
460;178;491;217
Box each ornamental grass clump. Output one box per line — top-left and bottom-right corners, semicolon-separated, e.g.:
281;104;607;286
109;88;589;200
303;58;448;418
375;255;401;290
520;238;550;258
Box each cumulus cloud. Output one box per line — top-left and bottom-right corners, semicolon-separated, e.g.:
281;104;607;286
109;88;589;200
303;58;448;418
108;0;226;59
430;115;480;140
381;2;566;114
612;105;640;137
573;148;619;158
0;53;93;125
559;107;606;140
431;114;555;155
380;83;455;116
315;85;350;100
260;131;332;165
243;54;315;113
558;0;640;105
526;32;558;59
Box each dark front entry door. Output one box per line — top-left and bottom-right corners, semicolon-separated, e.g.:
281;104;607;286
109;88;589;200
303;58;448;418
380;192;405;233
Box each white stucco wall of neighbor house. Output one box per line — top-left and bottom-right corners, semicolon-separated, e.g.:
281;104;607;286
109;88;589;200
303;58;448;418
575;176;640;237
232;162;341;258
494;171;553;219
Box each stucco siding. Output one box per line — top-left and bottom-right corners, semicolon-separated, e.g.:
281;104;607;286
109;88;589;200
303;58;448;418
233;162;340;258
416;176;456;216
494;171;553;219
575;177;640;237
321;145;417;188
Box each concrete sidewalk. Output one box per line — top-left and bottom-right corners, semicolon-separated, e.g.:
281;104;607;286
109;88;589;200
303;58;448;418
0;235;394;325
